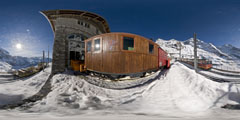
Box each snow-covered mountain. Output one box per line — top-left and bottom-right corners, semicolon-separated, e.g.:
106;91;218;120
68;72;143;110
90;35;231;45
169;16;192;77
156;38;240;70
217;44;240;60
0;47;45;72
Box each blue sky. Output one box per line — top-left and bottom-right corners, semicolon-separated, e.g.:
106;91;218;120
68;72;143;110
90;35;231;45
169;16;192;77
0;0;240;57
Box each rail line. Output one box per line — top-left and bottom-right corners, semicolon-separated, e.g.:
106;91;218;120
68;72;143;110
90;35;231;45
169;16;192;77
180;62;240;84
212;67;240;74
207;68;240;78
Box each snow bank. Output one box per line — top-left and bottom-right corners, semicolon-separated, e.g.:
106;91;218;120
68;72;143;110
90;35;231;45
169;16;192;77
30;62;240;115
162;63;240;111
1;62;240;119
29;73;158;113
0;66;51;105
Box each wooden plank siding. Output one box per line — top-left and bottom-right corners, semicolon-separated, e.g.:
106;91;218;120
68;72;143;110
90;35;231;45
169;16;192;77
85;33;159;75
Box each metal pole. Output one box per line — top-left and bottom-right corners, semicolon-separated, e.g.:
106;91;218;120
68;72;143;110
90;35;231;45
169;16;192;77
48;46;49;67
180;42;182;60
194;33;198;72
43;50;45;72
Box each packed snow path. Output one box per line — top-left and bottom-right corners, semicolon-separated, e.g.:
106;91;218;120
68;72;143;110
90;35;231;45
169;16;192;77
1;62;240;119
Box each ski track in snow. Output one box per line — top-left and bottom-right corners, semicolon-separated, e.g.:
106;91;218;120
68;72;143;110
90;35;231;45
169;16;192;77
1;62;240;119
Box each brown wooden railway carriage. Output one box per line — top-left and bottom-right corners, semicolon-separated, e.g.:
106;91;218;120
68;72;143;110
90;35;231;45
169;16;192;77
84;32;160;77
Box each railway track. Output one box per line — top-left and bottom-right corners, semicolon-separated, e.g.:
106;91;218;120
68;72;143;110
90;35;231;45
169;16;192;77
197;72;240;83
180;62;240;83
80;68;169;90
208;68;240;78
212;67;240;74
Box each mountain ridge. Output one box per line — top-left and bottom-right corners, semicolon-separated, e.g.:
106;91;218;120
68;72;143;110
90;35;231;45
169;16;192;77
0;47;47;72
156;38;240;70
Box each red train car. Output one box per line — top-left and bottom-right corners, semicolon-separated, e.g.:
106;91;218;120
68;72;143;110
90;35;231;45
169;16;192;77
181;59;212;70
158;47;169;68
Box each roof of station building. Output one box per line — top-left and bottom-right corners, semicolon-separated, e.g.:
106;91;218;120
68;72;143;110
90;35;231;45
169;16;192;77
41;9;110;33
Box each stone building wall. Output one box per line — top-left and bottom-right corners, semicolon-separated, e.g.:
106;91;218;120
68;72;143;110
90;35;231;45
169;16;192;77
42;10;110;74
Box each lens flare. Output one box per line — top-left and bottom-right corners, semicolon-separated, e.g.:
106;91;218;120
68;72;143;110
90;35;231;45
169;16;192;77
16;43;22;49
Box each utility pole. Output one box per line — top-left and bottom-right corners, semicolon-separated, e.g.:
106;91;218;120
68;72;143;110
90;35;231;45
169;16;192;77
48;46;49;67
43;50;45;72
177;41;182;61
194;33;198;72
179;42;182;60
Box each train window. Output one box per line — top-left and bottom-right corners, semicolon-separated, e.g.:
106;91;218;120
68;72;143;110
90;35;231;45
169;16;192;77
123;37;134;50
94;39;100;51
87;41;92;52
149;43;154;54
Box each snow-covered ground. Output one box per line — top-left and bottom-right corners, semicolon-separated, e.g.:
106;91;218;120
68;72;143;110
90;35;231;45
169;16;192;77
0;66;51;106
1;62;240;119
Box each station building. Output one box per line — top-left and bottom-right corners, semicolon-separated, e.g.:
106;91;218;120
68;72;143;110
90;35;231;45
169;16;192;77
41;10;110;74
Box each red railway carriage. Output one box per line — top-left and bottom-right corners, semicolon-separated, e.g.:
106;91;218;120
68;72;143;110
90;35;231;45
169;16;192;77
158;47;168;68
181;59;212;70
71;32;170;77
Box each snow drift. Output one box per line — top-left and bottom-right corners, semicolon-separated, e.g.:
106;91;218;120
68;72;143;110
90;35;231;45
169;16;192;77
0;66;51;105
12;62;238;119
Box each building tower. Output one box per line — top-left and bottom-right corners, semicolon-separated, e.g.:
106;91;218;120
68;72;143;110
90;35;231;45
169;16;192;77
41;10;110;74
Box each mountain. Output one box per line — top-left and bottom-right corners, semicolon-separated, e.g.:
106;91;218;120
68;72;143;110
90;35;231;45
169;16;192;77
217;44;240;60
156;38;240;69
0;47;49;72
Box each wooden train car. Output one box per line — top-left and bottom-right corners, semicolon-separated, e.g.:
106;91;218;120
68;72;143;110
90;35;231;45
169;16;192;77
84;32;169;77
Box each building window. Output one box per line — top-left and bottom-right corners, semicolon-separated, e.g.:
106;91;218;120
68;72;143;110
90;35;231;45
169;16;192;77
68;35;75;39
78;20;90;28
87;41;92;52
149;43;154;54
123;37;134;50
96;29;99;34
67;34;88;42
94;39;100;51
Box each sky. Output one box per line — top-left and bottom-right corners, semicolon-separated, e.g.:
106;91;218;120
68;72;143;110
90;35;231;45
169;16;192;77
0;0;240;57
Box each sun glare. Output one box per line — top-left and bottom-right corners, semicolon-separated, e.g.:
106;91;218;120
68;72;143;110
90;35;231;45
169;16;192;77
16;43;22;49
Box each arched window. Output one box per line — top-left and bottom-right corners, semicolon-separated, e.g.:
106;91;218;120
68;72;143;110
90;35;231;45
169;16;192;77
67;33;88;42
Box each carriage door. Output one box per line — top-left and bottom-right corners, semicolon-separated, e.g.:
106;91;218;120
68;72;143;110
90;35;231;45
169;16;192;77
67;34;87;68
